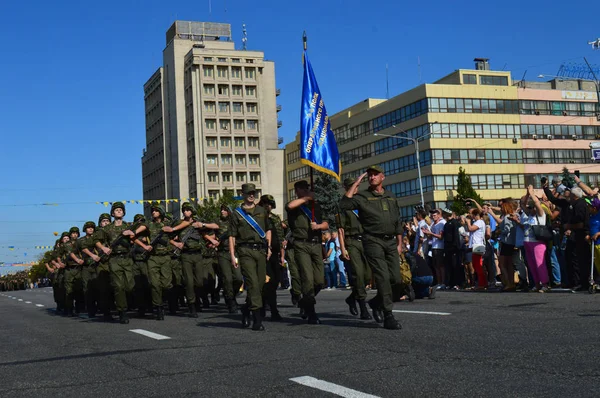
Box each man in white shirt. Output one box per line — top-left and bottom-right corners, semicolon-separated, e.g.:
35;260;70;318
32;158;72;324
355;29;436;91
413;210;429;258
424;209;446;288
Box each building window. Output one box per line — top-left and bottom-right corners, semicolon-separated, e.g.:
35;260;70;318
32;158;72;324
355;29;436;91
222;172;232;183
235;155;246;165
204;57;213;62
205;119;216;130
287;150;300;164
203;66;214;77
220;137;231;148
204;102;216;113
463;74;477;84
219;119;230;131
218;57;227;62
235;137;245;148
232;85;243;96
232;58;241;63
249;155;260;165
246;59;254;64
288;166;310;183
231;67;241;79
248;137;259;148
480;75;509;86
208;172;218;182
234;120;245;130
245;68;256;79
204;84;215;95
245;86;256;97
250;172;260;182
217;66;228;78
288;189;297;201
236;172;246;182
232;102;243;113
247;120;257;130
207;155;217;165
218;85;229;96
209;190;219;200
246;103;257;113
206;137;217;147
221;155;232;165
218;102;230;113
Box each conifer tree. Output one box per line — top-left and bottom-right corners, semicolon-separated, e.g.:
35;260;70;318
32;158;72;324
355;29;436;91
451;167;483;215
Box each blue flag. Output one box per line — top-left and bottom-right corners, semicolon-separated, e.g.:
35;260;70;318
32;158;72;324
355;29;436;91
300;51;341;181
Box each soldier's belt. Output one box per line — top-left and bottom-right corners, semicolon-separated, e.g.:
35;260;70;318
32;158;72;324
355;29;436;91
111;252;130;258
238;242;266;250
294;238;320;244
367;233;396;241
181;249;203;254
346;235;364;241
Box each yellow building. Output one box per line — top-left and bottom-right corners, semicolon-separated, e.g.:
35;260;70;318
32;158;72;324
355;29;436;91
284;58;600;217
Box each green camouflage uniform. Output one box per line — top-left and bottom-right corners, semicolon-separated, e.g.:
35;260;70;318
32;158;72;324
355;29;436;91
146;219;173;307
216;217;243;302
78;232;100;316
99;221;134;312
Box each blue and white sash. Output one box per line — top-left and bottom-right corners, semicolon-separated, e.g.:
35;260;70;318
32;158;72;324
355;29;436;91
352;210;359;219
235;207;266;239
300;204;321;224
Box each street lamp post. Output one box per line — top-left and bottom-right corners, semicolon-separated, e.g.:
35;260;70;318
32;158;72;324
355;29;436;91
374;122;437;208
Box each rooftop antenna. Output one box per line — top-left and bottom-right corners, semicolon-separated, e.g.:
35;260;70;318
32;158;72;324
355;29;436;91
386;64;389;99
242;23;247;50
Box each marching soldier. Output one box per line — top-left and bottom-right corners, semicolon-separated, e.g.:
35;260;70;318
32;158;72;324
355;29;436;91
229;183;272;331
94;213;113;321
337;178;372;320
63;227;84;316
78;221;101;317
286;180;329;324
339;165;402;330
258;194;284;321
131;214;152;317
216;205;243;313
95;202;136;324
165;212;184;315
283;220;301;306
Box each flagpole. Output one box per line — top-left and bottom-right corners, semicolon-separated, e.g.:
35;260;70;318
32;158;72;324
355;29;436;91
303;31;316;222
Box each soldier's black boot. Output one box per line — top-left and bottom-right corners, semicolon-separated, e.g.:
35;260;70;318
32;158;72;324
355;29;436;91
307;304;321;325
383;311;401;330
368;298;383;324
119;311;129;325
251;310;265;331
345;295;358;316
227;298;239;314
156;305;165;321
103;311;113;322
291;293;299;306
358;299;372;320
241;304;251;328
188;304;199;318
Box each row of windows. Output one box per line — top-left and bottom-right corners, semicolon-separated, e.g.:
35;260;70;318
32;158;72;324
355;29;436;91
520;124;600;140
208;187;262;201
462;74;509;86
432;149;522;164
435;174;525;191
373;124;433;155
203;57;255;64
520;100;598;116
430;123;520;139
204;100;257;113
204;119;258;131
340;143;375;163
207;172;261;183
203;85;257;98
428;98;520;114
288;166;310;183
206;154;261;166
372;99;429;133
203;66;257;80
205;137;260;149
287;150;300;165
523;149;594;164
386;177;434;198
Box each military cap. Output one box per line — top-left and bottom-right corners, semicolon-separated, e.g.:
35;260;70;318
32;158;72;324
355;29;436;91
83;221;96;230
111;201;126;216
181;202;196;214
366;165;384;174
69;226;80;234
151;204;166;216
220;204;233;213
241;183;257;194
258;194;276;209
133;214;146;223
98;213;111;224
343;177;355;188
294;180;310;190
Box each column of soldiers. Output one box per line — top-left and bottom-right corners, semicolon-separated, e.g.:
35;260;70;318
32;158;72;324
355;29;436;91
0;271;29;291
40;166;403;331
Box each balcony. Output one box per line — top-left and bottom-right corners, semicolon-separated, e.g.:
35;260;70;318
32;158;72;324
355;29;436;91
276;104;282;112
278;137;284;145
277;120;283;128
276;88;281;97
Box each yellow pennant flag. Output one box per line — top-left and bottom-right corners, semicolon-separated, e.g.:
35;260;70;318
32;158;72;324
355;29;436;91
103;202;109;207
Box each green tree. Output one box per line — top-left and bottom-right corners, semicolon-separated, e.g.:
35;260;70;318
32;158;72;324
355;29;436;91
451;167;483;215
313;171;342;228
560;167;575;188
196;189;241;222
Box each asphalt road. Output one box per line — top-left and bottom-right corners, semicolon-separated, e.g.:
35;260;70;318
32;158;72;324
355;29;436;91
0;287;599;397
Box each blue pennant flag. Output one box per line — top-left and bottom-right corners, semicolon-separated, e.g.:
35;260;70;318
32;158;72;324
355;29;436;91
300;51;341;181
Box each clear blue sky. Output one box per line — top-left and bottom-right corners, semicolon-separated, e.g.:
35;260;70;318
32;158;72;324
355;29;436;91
1;0;599;263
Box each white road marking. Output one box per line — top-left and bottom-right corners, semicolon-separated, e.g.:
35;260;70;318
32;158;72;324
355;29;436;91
129;329;171;340
25;301;31;304
290;376;380;398
393;310;451;316
18;299;23;302
11;297;16;300
35;304;44;307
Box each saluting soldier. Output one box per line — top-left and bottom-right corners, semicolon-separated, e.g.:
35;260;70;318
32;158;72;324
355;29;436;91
229;183;272;331
216;205;243;314
286;180;329;324
339;165;402;330
95;202;136;324
337;178;372;320
258;194;284;321
78;221;101;317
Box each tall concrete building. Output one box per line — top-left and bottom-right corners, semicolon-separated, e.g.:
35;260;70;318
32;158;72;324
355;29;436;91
285;58;600;218
142;21;284;213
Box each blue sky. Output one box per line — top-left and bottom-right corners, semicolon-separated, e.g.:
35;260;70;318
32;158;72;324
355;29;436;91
1;0;599;263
